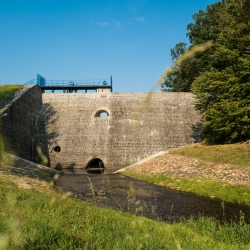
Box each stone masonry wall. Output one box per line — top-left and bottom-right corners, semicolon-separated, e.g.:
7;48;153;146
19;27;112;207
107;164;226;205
0;85;42;160
34;92;201;172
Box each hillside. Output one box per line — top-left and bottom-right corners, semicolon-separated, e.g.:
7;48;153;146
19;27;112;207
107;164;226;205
0;84;22;103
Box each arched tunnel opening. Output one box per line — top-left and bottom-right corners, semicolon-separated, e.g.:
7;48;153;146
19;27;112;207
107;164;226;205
86;158;104;173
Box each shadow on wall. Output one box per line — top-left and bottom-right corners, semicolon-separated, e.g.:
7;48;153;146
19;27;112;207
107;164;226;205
0;85;43;161
55;162;76;170
55;159;105;172
191;121;202;143
33;103;59;167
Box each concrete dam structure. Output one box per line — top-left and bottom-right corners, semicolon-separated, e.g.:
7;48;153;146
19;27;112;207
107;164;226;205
1;84;201;172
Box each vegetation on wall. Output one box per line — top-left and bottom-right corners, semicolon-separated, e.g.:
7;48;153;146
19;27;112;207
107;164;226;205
161;0;250;144
0;85;22;103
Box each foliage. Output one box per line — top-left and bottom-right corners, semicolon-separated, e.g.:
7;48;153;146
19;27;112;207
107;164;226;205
1;174;250;249
161;0;250;144
161;42;193;92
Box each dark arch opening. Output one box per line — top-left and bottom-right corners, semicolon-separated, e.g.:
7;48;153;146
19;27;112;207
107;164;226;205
86;158;104;173
95;111;109;118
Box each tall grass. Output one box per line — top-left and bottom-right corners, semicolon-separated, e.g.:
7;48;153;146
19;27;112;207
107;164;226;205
0;174;250;249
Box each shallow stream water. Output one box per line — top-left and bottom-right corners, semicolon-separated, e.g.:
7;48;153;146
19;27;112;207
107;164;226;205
55;169;250;223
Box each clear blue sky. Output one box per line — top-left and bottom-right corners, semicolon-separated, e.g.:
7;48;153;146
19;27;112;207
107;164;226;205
0;0;218;92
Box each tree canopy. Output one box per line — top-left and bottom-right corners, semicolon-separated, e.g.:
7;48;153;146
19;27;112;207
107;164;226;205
161;0;250;144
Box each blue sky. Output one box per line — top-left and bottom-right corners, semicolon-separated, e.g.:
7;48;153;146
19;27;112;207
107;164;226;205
0;0;218;92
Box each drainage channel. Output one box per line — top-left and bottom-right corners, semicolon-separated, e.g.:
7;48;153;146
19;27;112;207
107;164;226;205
55;172;250;224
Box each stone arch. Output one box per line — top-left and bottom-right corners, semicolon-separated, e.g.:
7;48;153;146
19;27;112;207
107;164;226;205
92;107;111;119
86;158;105;172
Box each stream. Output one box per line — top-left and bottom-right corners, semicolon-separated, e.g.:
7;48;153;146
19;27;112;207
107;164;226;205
55;169;250;224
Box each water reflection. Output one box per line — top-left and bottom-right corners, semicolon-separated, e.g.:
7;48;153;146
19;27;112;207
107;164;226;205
62;169;103;175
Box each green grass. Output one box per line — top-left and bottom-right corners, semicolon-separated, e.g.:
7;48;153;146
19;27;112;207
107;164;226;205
122;172;250;206
0;85;22;103
1;139;250;249
1;174;250;249
169;142;250;167
123;142;250;207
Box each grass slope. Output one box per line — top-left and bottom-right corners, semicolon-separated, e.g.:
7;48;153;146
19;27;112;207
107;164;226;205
0;85;22;103
170;142;250;167
124;172;250;206
123;142;250;206
1;174;250;249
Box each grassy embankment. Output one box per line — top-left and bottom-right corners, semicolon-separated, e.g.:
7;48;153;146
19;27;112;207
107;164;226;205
123;143;250;206
1;173;250;250
0;85;22;103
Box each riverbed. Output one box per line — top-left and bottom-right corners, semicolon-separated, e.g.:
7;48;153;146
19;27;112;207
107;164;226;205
55;170;250;223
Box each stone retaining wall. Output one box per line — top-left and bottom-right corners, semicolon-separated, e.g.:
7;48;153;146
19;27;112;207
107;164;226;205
0;85;42;161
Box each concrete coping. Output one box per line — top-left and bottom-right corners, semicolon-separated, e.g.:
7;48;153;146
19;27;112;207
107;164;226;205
0;152;64;176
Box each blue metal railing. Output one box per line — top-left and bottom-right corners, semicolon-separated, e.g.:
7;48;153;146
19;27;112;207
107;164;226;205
24;79;36;85
24;78;112;87
0;75;113;109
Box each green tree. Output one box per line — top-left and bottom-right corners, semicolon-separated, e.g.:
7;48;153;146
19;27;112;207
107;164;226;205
161;42;192;92
161;1;224;92
162;0;250;144
192;0;250;143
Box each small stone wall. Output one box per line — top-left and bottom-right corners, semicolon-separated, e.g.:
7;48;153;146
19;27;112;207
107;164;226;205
0;152;62;179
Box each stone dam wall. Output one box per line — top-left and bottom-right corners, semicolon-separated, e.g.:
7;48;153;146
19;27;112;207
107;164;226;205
34;92;201;172
1;87;201;172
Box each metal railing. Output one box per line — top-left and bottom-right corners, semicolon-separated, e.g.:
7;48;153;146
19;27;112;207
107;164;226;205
24;79;36;85
0;76;112;109
24;79;112;87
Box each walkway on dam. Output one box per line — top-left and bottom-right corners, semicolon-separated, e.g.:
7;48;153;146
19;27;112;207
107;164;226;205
25;74;113;92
